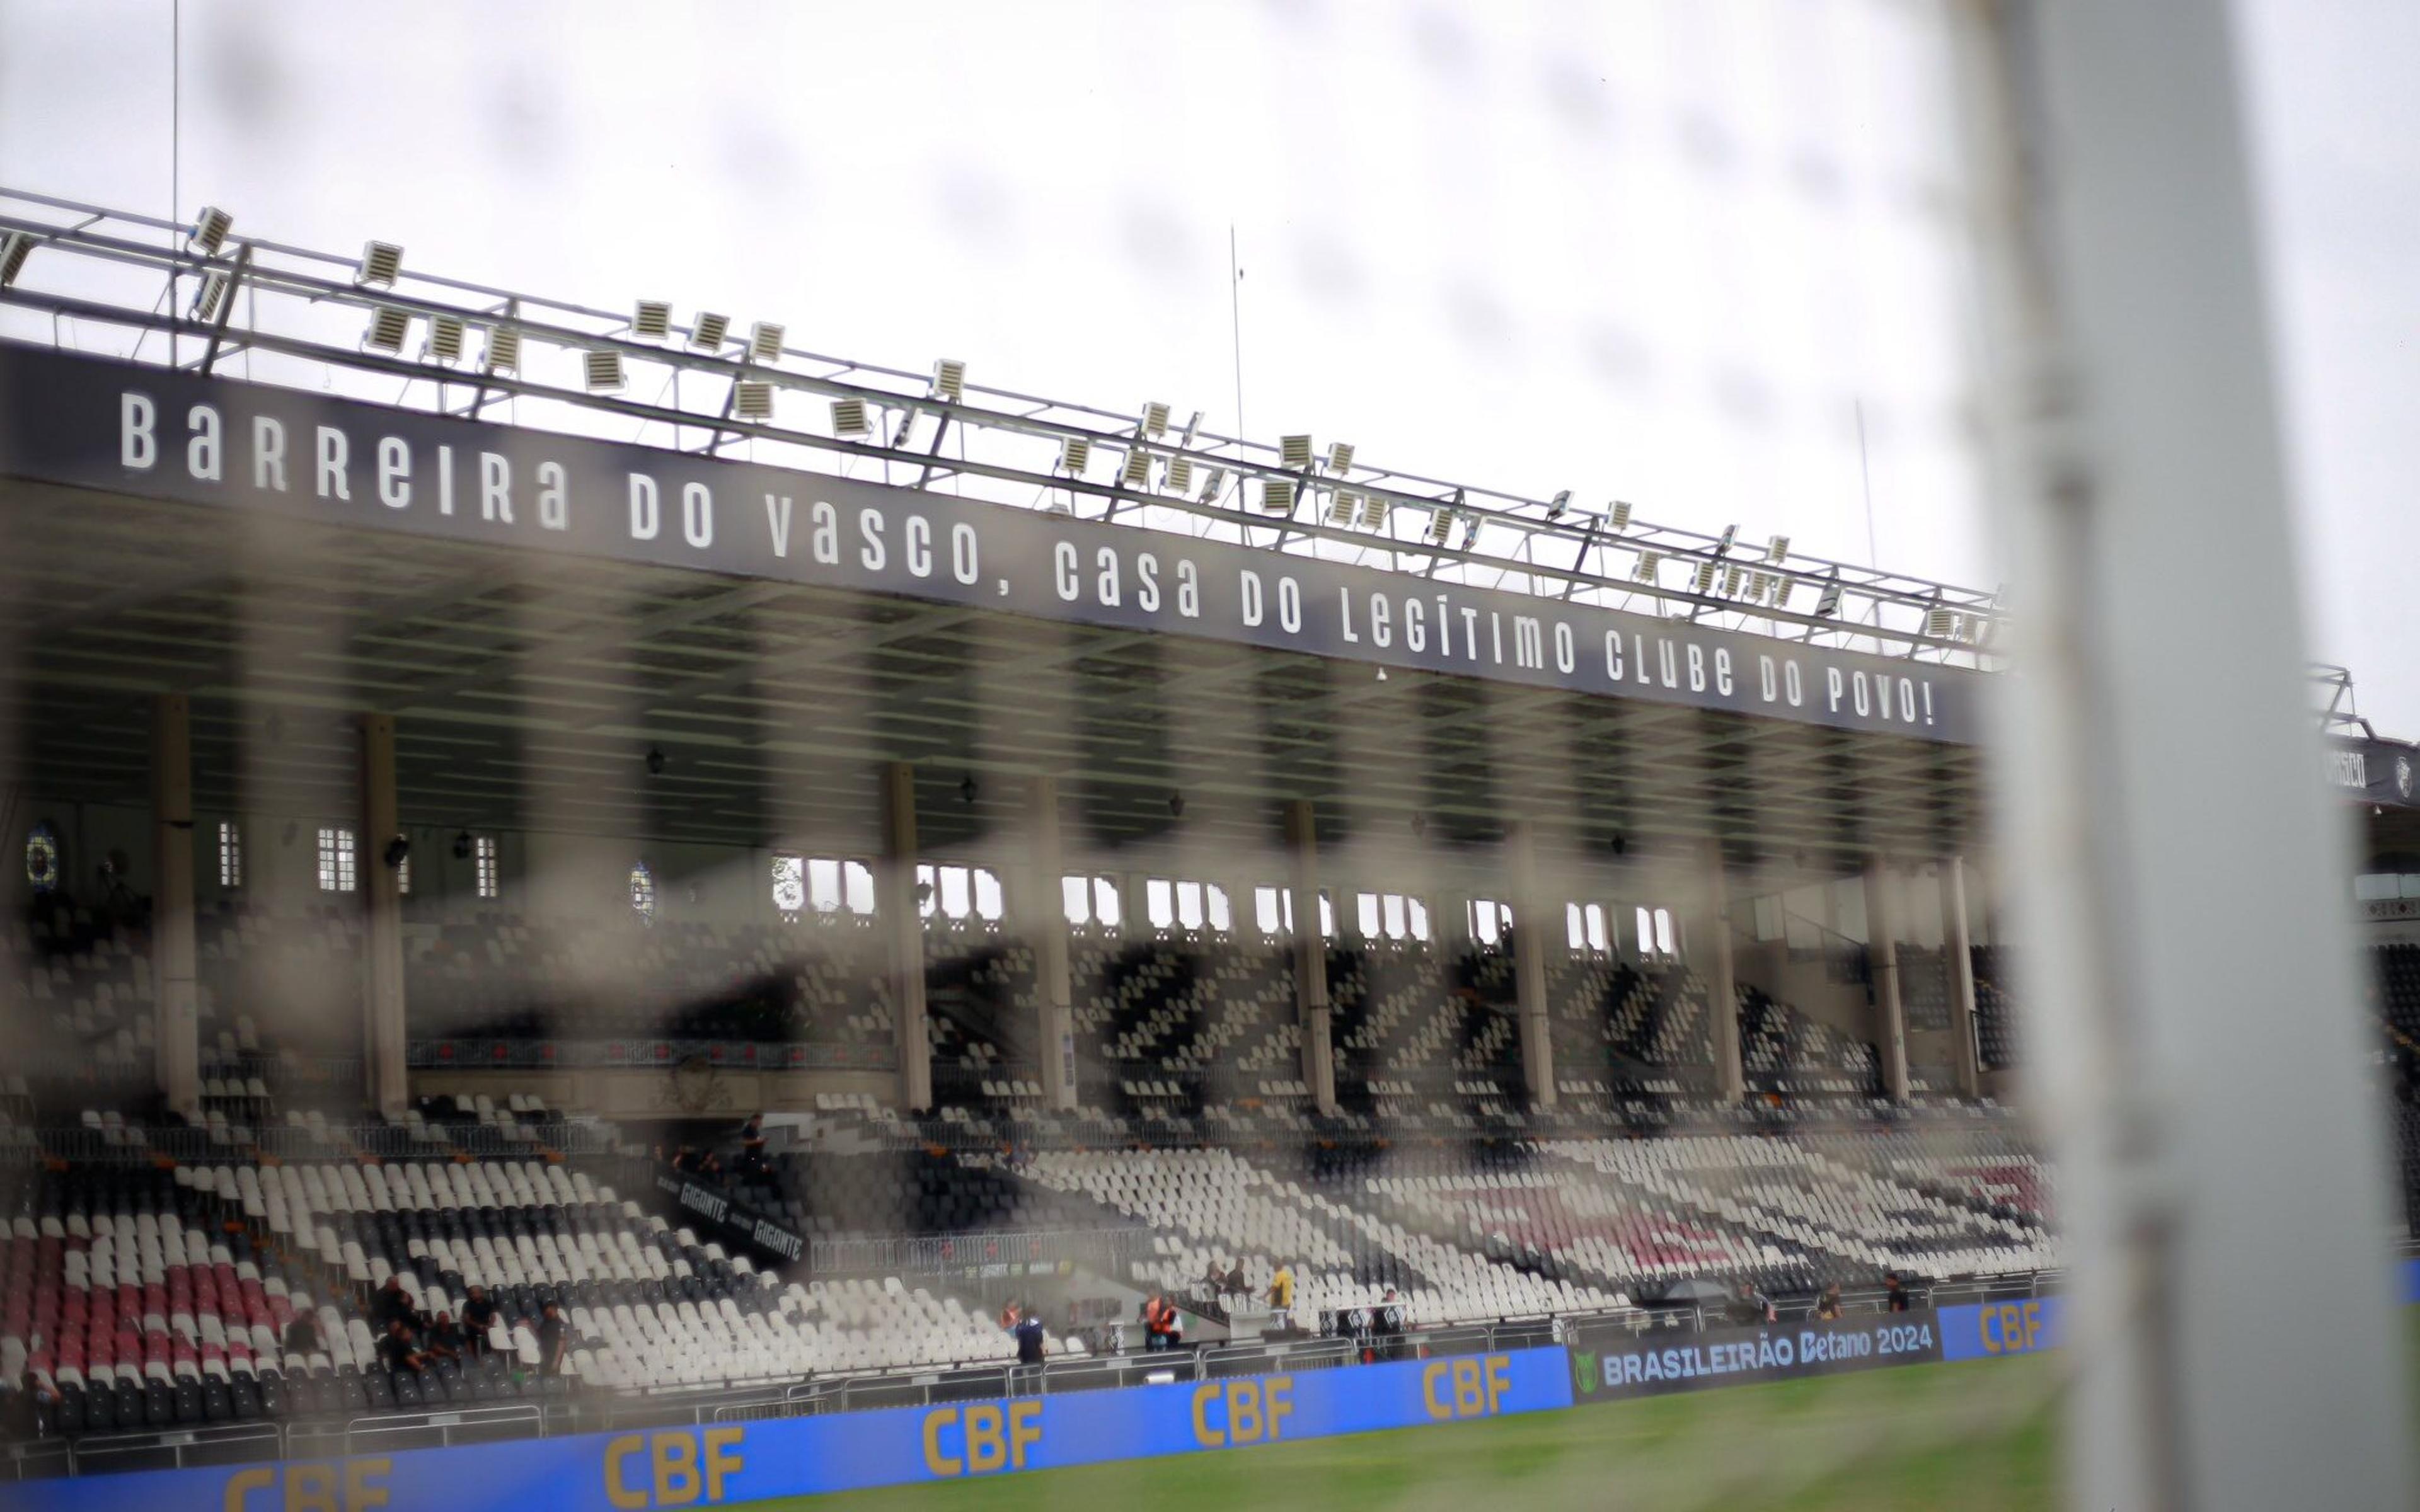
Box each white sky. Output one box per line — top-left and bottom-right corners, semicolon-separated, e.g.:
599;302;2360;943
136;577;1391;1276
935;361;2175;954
1;0;2411;728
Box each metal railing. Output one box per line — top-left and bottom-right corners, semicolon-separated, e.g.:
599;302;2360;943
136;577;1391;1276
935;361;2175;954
0;186;2005;668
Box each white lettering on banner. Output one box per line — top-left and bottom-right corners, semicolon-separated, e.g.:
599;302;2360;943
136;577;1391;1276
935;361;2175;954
952;522;980;585
251;415;287;491
766;495;794;558
316;427;351;501
378;437;410;508
120;391;156;469
1514;616;1543;670
483;452;513;524
811;500;839;563
858;508;885;570
682;481;712;548
1136;553;1160;612
628;472;659;540
1055;542;1081;602
1240;570;1264;627
1176;559;1200;618
906;515;932;578
2327;748;2369;789
1095;547;1121;607
1340;587;1360;644
1372;595;1393;648
537;461;568;530
437;444;454;515
188;404;221;481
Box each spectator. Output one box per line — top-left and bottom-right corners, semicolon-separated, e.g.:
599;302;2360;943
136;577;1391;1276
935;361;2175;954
1267;1263;1296;1321
376;1319;425;1377
283;1311;322;1359
425;1312;466;1363
1014;1306;1047;1367
998;1299;1022;1332
1727;1280;1775;1327
371;1276;414;1331
1884;1272;1910;1314
538;1302;572;1375
7;1370;58;1440
1223;1260;1247;1300
1141;1295;1166;1352
1814;1285;1843;1321
1203;1259;1227;1298
462;1285;498;1356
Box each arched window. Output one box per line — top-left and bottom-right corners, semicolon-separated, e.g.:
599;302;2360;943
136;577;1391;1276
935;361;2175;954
23;822;60;895
770;854;805;914
630;860;657;922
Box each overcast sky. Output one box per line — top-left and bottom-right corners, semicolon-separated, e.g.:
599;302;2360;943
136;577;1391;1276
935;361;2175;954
1;0;2412;728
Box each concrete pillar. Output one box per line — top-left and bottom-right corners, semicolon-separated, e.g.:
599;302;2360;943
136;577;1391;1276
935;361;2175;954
1027;775;1078;1111
1506;823;1555;1109
1940;856;1984;1098
881;762;933;1111
1862;856;1910;1102
151;694;201;1120
359;713;408;1119
1701;839;1745;1103
1283;800;1337;1116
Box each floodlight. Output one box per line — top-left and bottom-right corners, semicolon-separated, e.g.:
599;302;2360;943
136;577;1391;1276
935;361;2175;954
364;306;410;353
734;381;775;421
1178;410;1202;447
1547;490;1571;520
1279;434;1313;470
585;350;626;392
632;301;672;341
426;313;466;364
1197;466;1228;503
1141;402;1171;438
748;321;785;362
0;231;29;288
1926;606;1955;639
1427;509;1453;545
1058;435;1092;474
1260;477;1296;514
1814;580;1844;617
1715;524;1739;554
1359;495;1390;530
1633;551;1664;583
1326;441;1355;474
188;207;234;255
1327;491;1358;527
1164;455;1196;496
1770;575;1795;606
1609;500;1634;532
1693;561;1719;595
1766;534;1790;563
1724;565;1745;597
1749;570;1773;601
831;397;871;437
691;311;731;351
356;241;403;287
484;324;522;374
1119;447;1153;489
190;269;231;322
1456;513;1481;549
931;358;967;403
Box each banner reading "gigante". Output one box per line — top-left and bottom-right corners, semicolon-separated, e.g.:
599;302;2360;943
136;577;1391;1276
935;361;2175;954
0;341;1986;743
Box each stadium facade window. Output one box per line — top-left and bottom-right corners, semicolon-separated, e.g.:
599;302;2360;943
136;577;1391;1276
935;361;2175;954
1145;877;1231;933
473;835;498;899
217;822;243;890
396;851;411;896
805;856;877;915
1063;873;1121;929
771;853;805;914
630;860;655;921
1566;901;1610;956
316;827;357;893
1354;890;1430;942
1252;885;1334;938
23;822;60;895
1634;905;1680;960
1749;893;1785;941
1468;898;1512;944
917;862;1003;922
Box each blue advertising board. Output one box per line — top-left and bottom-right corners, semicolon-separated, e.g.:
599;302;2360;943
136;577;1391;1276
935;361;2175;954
0;1347;1572;1512
1939;1297;2066;1362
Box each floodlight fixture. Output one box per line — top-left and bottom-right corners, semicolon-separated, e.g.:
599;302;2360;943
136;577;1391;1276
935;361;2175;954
426;313;466;365
1178;411;1202;447
1058;435;1093;475
1926;606;1956;639
1427;509;1453;546
585;350;626;392
1547;490;1571;520
1456;513;1482;550
690;311;731;351
484;324;522;374
1359;495;1390;530
1770;575;1795;606
1715;524;1739;554
1766;534;1790;563
632;301;672;341
1259;477;1296;514
1633;551;1664;584
831;397;871;437
364;306;411;353
1327;491;1358;527
188;206;234;256
1279;434;1314;471
190;269;231;322
1749;570;1773;602
1164;455;1195;496
1141;402;1171;439
1693;561;1719;595
1723;566;1745;597
0;231;30;289
1119;447;1153;489
356;241;403;287
1814;579;1845;617
930;358;967;403
1326;442;1355;475
734;381;775;421
747;321;785;362
1196;466;1228;503
1609;500;1634;532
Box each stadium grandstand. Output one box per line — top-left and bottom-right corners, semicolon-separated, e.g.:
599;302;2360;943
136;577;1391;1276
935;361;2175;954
0;189;2410;1496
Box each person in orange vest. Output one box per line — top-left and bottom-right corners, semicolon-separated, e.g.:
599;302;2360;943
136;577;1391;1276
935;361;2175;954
1141;1293;1168;1352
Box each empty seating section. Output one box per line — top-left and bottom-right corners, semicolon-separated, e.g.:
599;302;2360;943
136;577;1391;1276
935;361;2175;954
1330;941;1523;1112
1736;987;1881;1100
923;919;1030;1108
1971;945;2019;1069
1073;934;1299;1119
1548;956;1715;1075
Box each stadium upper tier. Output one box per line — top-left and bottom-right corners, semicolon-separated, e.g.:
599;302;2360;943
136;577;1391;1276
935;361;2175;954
0;186;2003;675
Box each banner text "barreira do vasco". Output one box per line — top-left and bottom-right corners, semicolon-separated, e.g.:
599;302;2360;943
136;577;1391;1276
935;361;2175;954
0;343;1985;742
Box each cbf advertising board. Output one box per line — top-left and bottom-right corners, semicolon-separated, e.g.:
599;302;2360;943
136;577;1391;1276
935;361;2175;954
0;342;1985;743
0;1348;1572;1512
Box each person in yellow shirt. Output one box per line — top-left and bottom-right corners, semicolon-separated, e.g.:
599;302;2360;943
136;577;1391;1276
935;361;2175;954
1267;1263;1295;1317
